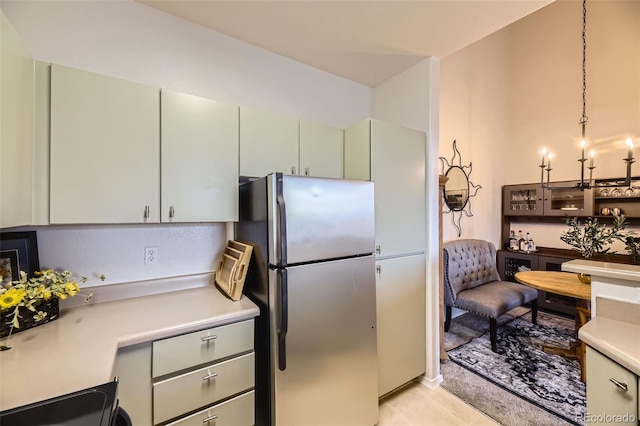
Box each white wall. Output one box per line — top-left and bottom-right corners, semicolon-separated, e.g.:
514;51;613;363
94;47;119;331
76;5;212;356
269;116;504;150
371;58;442;384
440;0;640;252
1;0;372;286
507;0;640;184
440;30;510;245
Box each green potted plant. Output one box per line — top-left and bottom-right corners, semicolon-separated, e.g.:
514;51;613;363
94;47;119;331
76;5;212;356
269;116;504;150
560;214;630;283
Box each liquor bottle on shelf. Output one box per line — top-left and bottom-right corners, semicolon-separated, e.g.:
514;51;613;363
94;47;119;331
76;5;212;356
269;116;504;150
518;230;526;251
508;230;518;250
526;233;536;253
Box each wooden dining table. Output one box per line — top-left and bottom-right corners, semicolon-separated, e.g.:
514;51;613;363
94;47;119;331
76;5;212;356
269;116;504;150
515;270;591;382
514;270;591;302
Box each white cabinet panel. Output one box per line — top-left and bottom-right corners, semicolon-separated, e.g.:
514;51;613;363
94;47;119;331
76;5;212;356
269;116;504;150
299;119;343;178
50;64;160;224
1;13;34;228
239;107;298;177
166;391;254;426
376;255;426;397
161;90;238;222
152;319;254;377
344;118;426;257
586;346;638;425
371;120;426;257
153;353;255;424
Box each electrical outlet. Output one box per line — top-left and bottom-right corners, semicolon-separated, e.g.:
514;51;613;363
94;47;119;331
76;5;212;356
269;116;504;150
145;246;158;265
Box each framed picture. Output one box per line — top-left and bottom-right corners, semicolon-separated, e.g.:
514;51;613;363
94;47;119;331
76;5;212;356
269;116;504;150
0;231;40;286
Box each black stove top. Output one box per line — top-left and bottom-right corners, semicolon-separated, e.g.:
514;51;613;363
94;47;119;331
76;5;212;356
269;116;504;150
0;380;118;426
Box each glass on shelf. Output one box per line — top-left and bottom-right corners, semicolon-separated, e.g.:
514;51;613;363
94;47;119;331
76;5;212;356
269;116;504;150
625;187;634;197
598;188;609;197
611;188;623;197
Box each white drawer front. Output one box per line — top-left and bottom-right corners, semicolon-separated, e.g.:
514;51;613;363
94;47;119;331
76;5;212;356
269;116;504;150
153;320;253;377
153;352;255;424
166;390;254;426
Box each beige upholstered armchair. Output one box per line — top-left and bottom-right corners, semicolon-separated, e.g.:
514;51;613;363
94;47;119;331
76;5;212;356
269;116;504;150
443;239;538;352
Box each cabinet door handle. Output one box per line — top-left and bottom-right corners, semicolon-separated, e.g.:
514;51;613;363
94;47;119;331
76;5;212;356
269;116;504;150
144;206;150;219
375;245;381;255
609;377;628;391
304;167;309;176
201;335;217;342
202;414;218;423
169;206;175;219
291;166;297;175
202;372;218;381
376;265;382;274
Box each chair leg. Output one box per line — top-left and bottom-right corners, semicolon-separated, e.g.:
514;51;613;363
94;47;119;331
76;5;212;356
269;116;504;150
444;305;452;332
489;318;497;352
530;299;538;325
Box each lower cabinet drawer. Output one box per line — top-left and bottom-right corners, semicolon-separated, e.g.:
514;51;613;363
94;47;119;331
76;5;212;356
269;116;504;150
165;390;255;426
153;352;255;424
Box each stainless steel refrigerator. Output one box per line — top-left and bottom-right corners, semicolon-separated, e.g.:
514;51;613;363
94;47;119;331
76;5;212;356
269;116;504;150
235;173;378;426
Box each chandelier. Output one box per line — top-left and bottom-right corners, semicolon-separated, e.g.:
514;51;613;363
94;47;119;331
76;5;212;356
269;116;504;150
539;0;635;190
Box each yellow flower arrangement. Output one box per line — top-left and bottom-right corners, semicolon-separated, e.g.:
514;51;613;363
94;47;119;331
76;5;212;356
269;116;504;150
0;269;104;331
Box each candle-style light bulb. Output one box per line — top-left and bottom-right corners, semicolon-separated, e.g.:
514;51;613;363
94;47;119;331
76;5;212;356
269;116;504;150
547;153;552;169
627;138;634;161
580;140;586;160
590;150;595;167
541;148;547;166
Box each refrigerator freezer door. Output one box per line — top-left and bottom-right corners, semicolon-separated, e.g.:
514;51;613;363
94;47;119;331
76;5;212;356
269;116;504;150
267;174;375;266
268;256;378;426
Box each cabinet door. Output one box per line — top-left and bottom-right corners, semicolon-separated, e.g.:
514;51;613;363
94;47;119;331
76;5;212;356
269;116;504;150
343;118;371;181
50;65;160;224
161;90;239;222
543;184;594;217
586;346;638;424
376;255;426;397
1;13;34;228
299;119;343;178
503;184;543;216
371;120;426;257
239;107;298;178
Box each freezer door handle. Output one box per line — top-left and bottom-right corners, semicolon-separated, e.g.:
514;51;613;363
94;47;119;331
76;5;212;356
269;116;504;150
276;269;288;371
276;175;288;265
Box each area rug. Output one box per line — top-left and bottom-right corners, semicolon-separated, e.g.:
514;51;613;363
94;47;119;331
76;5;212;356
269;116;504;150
443;310;586;426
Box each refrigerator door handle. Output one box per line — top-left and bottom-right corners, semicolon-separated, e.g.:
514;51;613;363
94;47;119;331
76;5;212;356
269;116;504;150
276;269;288;371
276;175;287;265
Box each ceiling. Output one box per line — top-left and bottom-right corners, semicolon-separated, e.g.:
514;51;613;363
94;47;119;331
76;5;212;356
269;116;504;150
139;0;554;87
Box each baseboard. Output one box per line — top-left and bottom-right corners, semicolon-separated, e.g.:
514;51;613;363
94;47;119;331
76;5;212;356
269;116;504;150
419;373;443;389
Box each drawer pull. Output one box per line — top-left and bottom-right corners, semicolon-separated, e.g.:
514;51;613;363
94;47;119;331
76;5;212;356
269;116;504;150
201;335;217;342
202;372;218;381
609;377;628;391
203;414;218;423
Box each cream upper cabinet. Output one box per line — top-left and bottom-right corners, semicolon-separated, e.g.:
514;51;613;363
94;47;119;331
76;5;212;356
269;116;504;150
299;119;343;178
345;118;426;257
239;107;298;177
161;90;239;222
50;64;160;224
1;12;34;228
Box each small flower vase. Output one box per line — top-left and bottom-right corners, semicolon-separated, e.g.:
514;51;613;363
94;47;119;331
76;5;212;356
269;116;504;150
0;298;60;338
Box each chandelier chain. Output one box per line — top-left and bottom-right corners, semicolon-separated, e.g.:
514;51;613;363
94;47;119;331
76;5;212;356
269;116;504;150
580;0;588;128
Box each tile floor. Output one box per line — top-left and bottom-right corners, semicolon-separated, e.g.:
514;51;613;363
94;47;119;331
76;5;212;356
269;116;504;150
378;381;500;426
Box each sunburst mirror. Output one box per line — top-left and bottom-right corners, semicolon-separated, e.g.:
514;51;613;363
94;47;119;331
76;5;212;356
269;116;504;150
439;140;482;237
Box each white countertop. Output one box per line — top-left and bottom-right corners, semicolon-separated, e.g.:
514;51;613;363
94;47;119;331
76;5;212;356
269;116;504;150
563;259;640;285
0;285;259;411
579;316;640;376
